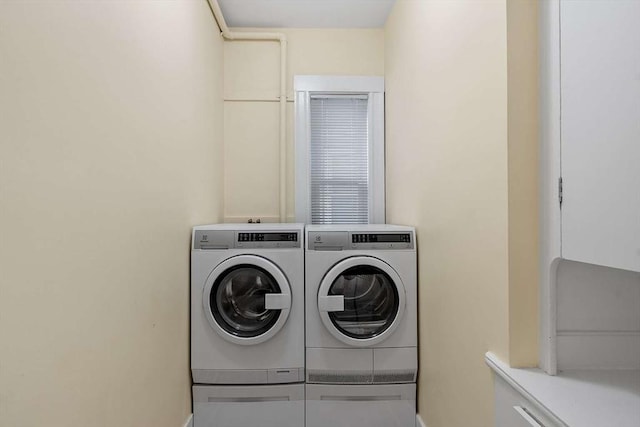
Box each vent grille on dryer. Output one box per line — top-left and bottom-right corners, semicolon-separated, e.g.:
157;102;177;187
307;370;373;384
372;371;416;384
307;370;417;384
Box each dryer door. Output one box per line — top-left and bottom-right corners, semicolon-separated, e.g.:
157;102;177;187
203;255;292;345
317;256;406;347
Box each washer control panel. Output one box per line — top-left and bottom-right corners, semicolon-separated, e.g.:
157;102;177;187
193;230;301;249
238;232;298;242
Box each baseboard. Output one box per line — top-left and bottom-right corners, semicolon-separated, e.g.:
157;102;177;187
182;413;193;427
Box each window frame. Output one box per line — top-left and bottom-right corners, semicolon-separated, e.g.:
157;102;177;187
294;75;385;224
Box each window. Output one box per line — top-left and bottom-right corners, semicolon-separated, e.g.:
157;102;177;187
294;76;385;224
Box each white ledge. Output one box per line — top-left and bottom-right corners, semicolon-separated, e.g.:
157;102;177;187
485;352;640;427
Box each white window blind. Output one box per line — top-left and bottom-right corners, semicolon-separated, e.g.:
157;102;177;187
294;75;385;224
309;95;369;224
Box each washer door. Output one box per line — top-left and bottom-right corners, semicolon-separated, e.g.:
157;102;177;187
203;255;292;345
317;256;406;347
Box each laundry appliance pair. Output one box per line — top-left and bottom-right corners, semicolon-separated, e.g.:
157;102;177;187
191;223;417;427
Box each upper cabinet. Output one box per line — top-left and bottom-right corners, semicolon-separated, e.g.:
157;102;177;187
560;0;640;272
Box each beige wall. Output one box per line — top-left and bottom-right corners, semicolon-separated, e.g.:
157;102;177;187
507;0;539;368
223;29;384;222
385;1;511;426
0;1;223;426
385;0;540;425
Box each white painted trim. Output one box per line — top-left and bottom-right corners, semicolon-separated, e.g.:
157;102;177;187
368;91;386;224
485;352;567;427
538;0;562;376
294;75;384;93
416;413;427;427
556;333;640;370
182;413;193;427
294;90;310;223
294;75;386;224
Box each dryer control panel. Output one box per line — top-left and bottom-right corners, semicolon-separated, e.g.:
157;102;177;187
351;233;411;244
308;231;414;251
193;230;301;250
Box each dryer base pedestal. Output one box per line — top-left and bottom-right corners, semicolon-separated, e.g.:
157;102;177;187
305;383;416;427
193;384;304;427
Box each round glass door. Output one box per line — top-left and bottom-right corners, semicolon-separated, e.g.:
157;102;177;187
203;255;291;345
328;265;399;339
318;256;406;347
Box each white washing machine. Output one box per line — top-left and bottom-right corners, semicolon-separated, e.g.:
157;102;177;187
191;224;304;427
305;224;418;427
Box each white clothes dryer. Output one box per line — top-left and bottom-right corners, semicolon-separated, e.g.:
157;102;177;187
305;224;418;427
305;383;416;427
305;224;417;383
191;223;305;385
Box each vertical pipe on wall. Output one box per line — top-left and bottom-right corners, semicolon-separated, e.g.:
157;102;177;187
206;0;288;222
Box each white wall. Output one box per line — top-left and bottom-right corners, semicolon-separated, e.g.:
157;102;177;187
223;29;384;222
0;1;224;426
556;261;640;370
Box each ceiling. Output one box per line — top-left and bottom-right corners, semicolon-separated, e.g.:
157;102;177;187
216;0;397;28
